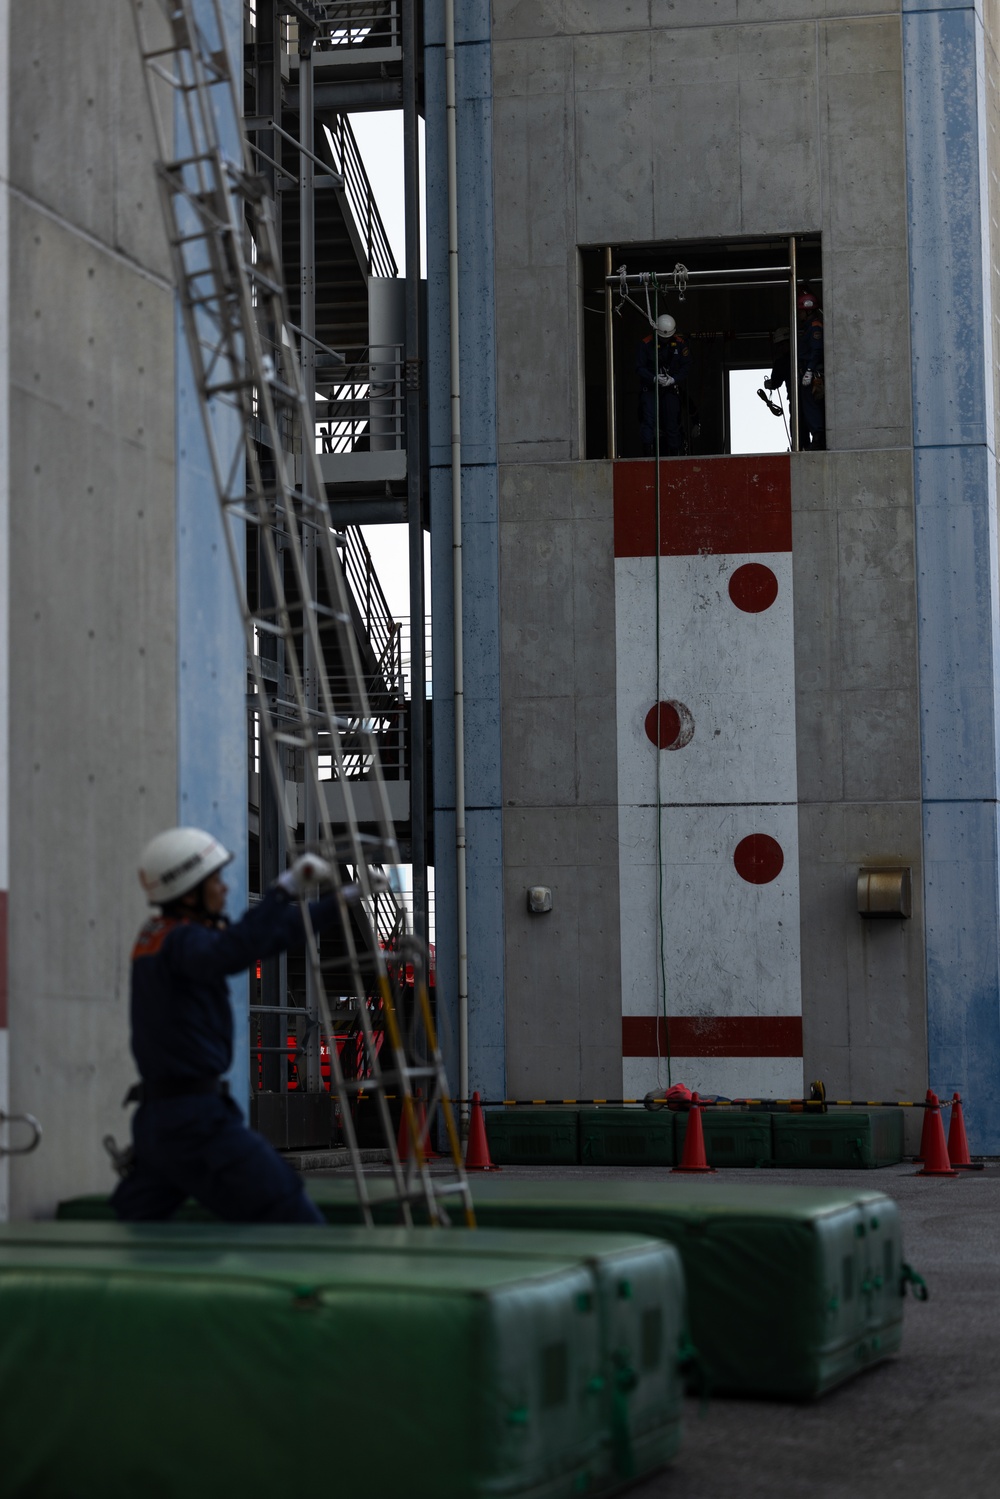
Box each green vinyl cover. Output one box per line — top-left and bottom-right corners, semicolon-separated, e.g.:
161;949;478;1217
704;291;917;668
771;1109;904;1168
579;1108;674;1166
0;1220;685;1499
675;1110;773;1167
486;1108;581;1165
301;1177;908;1399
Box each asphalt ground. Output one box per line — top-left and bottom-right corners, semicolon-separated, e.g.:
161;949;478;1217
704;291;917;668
469;1164;1000;1499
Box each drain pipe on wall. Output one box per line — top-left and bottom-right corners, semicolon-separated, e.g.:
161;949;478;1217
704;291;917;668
445;0;470;1125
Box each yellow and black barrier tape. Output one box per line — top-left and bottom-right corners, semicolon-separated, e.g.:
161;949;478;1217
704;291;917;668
361;1095;953;1109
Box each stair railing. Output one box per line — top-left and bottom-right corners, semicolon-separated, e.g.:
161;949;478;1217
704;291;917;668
318;1;400;50
316;346;404;455
327;114;398;279
337;525;403;696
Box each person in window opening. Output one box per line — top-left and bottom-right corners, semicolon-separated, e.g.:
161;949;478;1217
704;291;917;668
637;312;691;457
766;290;825;450
110;826;382;1224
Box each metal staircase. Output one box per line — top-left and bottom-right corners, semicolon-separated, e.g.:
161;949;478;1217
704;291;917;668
130;0;469;1227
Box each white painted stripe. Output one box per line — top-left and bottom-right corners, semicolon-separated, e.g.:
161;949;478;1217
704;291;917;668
615;553;797;807
615;536;801;1099
623;1054;804;1102
618;803;802;1019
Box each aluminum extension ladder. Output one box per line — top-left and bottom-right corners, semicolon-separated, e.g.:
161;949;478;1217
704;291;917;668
130;0;472;1228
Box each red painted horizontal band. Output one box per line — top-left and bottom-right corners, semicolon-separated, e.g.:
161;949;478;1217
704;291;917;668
622;1015;803;1058
613;455;792;557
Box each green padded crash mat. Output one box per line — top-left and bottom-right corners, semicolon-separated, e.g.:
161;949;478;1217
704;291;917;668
486;1109;581;1165
0;1220;685;1498
579;1109;674;1166
300;1178;909;1400
675;1110;773;1168
771;1109;904;1168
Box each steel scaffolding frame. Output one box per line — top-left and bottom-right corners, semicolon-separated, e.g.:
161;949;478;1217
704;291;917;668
130;0;470;1226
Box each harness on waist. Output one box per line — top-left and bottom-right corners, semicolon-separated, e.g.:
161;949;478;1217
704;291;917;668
123;1077;231;1106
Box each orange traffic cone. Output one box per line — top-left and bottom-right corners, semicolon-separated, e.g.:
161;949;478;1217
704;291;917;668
397;1090;438;1162
415;1089;440;1160
915;1092;959;1177
947;1092;983;1171
465;1090;500;1171
396;1096;412;1160
915;1088;934;1162
672;1092;716;1174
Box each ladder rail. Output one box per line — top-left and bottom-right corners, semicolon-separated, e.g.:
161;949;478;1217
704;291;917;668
130;0;474;1229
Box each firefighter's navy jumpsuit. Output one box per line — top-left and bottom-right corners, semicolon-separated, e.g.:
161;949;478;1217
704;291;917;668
766;316;825;450
111;884;332;1223
637;332;691;456
797;313;825;449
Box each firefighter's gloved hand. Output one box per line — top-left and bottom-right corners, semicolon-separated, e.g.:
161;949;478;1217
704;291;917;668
656;372;675;388
801;368;813;386
277;853;334;894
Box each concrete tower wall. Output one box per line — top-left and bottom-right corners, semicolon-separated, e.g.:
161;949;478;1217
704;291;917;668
4;3;178;1216
488;4;927;1119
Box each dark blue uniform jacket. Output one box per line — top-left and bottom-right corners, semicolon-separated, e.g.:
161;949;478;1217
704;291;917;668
130;886;338;1084
637;332;691;389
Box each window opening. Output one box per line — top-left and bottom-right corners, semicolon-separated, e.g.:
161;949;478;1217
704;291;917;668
728;368;789;455
581;234;823;459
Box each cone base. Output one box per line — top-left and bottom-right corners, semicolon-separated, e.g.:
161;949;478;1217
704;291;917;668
914;1167;960;1178
954;1162;985;1171
465;1162;502;1172
671;1165;717;1175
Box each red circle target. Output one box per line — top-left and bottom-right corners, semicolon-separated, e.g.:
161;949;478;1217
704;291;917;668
644;700;694;750
728;563;778;613
733;834;784;884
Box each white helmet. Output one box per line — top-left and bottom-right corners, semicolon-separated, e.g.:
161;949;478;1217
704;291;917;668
655;313;676;337
138;827;233;905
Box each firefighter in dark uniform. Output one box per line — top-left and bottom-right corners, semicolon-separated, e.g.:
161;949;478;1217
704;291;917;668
764;291;825;450
637;313;691;456
111;826;344;1224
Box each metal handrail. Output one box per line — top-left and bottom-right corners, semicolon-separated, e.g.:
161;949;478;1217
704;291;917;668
283;2;400;52
315;346;405;453
327;115;397;279
317;1;400;50
338;524;402;693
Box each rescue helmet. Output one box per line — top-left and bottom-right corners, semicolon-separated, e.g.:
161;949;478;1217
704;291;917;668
797;290;818;314
655;313;676;338
138;827;233;905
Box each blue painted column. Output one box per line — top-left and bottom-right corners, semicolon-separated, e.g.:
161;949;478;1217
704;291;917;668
424;1;505;1100
905;1;1000;1148
176;0;250;1110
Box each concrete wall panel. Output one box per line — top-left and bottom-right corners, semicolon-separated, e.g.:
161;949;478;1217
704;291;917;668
499;462;620;1095
575;84;654;248
495;269;575;461
799;798;925;1146
493;94;573;272
823;248;911;449
792;447;924;1130
7;195;176;1216
503;804;622;1097
748;1;902;18
8;2;116;244
650;82;742;239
